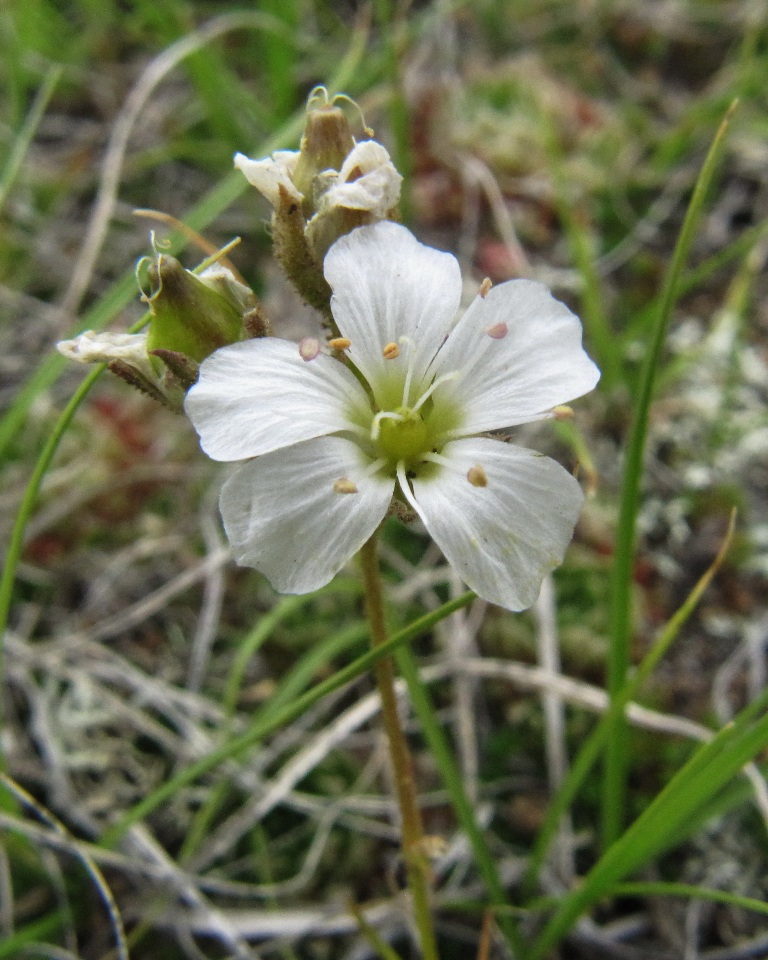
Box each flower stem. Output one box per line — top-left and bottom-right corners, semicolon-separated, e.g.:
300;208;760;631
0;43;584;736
359;532;439;960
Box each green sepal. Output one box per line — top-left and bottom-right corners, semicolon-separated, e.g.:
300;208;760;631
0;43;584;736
145;255;243;363
108;359;176;410
150;348;200;390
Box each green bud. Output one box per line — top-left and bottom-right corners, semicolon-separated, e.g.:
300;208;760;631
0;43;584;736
145;255;244;364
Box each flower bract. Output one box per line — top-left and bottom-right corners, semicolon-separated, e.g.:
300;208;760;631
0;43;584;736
185;222;600;611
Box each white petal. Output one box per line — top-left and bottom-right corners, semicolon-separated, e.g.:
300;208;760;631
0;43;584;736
220;436;393;594
409;437;584;611
431;280;600;435
321;141;402;216
324;222;462;409
234;151;302;207
185;338;372;461
56;330;156;380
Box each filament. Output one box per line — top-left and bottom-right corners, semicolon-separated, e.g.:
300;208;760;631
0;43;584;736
412;370;460;413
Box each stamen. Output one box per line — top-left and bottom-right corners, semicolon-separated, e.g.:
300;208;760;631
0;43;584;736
467;464;488;487
411;369;460;413
370;409;404;440
383;341;399;360
479;277;493;298
422;451;488;488
399;335;417;406
299;337;321;361
329;336;352;351
485;322;508;339
553;405;574;421
333;477;358;494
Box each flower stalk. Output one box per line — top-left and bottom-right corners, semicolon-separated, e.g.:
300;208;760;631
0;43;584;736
359;531;439;960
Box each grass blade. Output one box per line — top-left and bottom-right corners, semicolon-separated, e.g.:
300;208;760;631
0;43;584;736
602;99;739;847
524;511;736;894
0;65;62;214
530;686;768;959
611;882;768;918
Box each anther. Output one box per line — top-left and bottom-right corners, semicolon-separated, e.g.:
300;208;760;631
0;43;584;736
467;464;488;488
299;337;321;361
553;405;574;421
383;342;400;360
485;322;508;340
479;277;493;298
328;336;351;351
333;477;358;494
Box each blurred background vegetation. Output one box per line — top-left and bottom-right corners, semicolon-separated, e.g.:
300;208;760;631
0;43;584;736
1;1;768;958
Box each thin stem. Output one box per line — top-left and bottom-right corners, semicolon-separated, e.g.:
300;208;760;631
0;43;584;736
359;532;439;960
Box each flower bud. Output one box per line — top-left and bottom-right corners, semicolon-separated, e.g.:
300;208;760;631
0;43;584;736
144;255;244;363
291;104;355;215
57;246;265;411
234;88;402;320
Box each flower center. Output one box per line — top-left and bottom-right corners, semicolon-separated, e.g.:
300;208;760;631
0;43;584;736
376;406;430;464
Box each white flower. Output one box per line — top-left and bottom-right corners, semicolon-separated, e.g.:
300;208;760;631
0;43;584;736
185;222;600;611
234;140;401;218
314;141;402;218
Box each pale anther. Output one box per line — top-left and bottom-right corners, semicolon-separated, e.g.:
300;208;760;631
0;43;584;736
479;277;493;298
485;322;508;340
333;477;358;494
383;341;400;360
329;336;352;351
299;337;321;361
467;464;488;488
553;405;574;421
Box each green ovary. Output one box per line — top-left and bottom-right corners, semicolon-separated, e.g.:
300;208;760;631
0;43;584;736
377;409;430;464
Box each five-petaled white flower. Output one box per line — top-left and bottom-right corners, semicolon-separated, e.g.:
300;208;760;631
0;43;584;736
185;222;600;611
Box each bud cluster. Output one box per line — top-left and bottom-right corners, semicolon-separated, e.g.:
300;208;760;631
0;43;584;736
235;87;402;324
58;86;401;406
